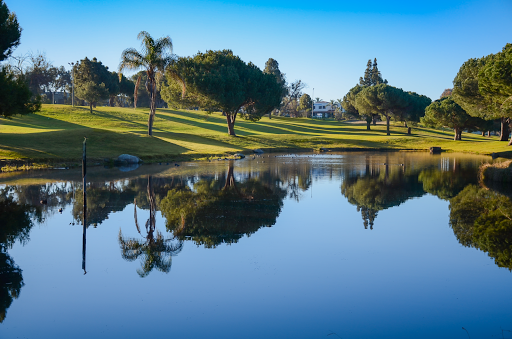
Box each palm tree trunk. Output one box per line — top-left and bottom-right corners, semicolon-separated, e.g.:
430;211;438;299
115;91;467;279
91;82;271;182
386;115;390;136
148;77;157;136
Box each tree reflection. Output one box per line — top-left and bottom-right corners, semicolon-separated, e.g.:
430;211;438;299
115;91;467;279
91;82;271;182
450;185;512;270
341;162;424;229
161;162;286;248
0;252;23;323
0;195;40;322
118;176;183;277
418;160;478;200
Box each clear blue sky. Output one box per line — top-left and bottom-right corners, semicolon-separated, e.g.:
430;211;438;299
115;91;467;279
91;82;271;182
7;0;512;101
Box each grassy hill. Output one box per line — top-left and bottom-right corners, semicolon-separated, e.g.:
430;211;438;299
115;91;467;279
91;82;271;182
0;104;509;165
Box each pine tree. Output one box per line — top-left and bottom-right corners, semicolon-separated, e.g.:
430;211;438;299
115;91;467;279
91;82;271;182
370;58;387;85
359;60;373;86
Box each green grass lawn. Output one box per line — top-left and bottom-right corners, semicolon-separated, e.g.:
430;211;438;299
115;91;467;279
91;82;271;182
0;104;509;163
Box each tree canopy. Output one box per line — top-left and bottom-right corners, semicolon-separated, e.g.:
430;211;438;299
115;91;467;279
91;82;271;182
0;3;40;118
452;44;512;143
298;93;312;116
163;50;284;136
354;84;409;135
421;96;487;140
0;68;40;118
359;58;387;87
0;0;20;62
73;57;112;113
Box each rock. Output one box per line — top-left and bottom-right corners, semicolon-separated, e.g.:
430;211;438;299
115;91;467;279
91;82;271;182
430;147;442;154
116;154;140;164
118;163;140;172
253;149;264;154
234;153;246;159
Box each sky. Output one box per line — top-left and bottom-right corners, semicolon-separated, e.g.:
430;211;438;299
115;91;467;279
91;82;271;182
6;0;512;101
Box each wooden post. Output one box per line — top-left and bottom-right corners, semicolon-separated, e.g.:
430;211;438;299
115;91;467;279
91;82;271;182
82;137;87;274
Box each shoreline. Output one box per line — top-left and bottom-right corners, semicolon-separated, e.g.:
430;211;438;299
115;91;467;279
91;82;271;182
0;146;496;173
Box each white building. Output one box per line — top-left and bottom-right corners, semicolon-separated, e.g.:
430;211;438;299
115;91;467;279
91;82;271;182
313;101;334;118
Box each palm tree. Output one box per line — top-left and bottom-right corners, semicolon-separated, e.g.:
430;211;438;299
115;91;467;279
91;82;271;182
119;31;174;136
118;176;183;277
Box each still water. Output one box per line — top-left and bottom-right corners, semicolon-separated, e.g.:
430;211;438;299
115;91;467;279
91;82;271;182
1;152;511;338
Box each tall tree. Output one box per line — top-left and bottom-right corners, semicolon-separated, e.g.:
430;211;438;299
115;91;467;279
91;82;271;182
0;2;40;118
263;58;286;119
370;58;387;86
359;59;373;86
163;50;284;136
119;31;175;136
421;96;486;140
345;58;388;128
478;43;512;144
342;85;368;125
354;84;409;135
452;52;510;142
298;93;312;117
0;0;20;62
396;91;431;127
73;57;111;113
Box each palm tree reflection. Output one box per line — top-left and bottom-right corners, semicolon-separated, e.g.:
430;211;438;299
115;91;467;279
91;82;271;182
118;176;183;277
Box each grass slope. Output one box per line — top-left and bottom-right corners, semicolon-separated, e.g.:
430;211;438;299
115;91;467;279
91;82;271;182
0;104;509;162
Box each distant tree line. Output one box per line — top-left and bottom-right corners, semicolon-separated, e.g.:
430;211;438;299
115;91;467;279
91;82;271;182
342;58;432;134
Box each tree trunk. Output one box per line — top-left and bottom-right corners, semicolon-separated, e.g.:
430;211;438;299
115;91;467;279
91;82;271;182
226;114;236;136
500;117;509;141
148;112;154;136
372;115;377;125
404;121;408;127
109;96;115;107
487;131;491;137
89;103;93;114
454;129;462;140
366;120;371;130
481;131;485;136
386;115;390;136
147;77;157;136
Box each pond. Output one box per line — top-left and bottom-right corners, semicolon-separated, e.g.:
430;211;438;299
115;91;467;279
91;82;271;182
1;152;511;338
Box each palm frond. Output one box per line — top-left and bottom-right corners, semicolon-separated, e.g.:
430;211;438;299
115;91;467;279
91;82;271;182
155;36;173;54
119;48;145;74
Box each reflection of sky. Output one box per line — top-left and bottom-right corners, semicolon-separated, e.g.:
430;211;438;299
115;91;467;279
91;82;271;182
3;156;512;338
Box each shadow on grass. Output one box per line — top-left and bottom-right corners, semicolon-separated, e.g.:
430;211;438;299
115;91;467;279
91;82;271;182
151;131;246;151
0;116;190;160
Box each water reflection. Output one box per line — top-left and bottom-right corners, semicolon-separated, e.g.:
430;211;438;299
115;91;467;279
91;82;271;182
341;155;479;229
119;176;183;277
0;191;41;322
450;184;512;270
3;152;512;325
160;162;286;248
